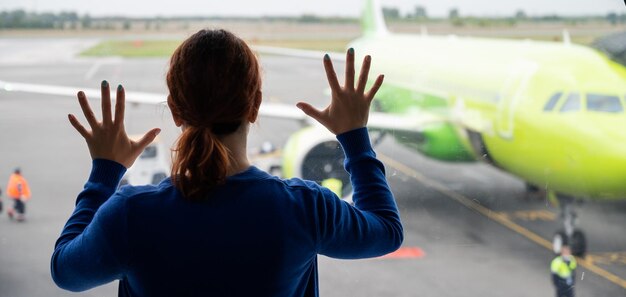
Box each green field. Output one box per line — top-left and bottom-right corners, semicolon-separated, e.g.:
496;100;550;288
247;39;351;53
80;40;182;57
80;39;351;58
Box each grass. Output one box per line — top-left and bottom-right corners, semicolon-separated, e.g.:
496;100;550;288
80;40;182;57
80;39;351;58
246;39;351;53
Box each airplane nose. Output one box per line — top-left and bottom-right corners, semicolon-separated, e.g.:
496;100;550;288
581;124;626;199
591;154;626;198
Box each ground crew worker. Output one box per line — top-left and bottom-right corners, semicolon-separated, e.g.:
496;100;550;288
6;168;31;222
551;244;577;297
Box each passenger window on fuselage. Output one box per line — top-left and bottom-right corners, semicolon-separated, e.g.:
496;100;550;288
559;93;581;112
587;94;623;113
543;92;562;111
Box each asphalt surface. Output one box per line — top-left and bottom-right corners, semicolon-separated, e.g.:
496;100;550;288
0;38;625;297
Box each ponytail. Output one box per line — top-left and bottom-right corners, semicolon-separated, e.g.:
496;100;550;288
171;126;233;200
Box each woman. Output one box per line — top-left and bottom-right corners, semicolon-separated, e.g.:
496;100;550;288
51;29;402;296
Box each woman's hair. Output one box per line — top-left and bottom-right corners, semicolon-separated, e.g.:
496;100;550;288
166;29;262;200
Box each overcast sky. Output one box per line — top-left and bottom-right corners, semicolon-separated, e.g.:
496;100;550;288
2;0;625;17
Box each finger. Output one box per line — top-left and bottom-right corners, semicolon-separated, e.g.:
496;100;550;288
345;48;355;90
101;80;112;126
323;54;342;93
296;102;325;124
68;114;90;139
114;84;125;126
77;91;99;129
135;128;161;150
356;55;371;95
365;74;385;102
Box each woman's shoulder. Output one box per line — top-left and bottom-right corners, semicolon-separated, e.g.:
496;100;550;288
113;178;177;203
281;177;324;192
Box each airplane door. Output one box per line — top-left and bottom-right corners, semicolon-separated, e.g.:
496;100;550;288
496;60;538;139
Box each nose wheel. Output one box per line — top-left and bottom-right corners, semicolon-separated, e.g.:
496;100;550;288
552;193;587;257
553;230;586;257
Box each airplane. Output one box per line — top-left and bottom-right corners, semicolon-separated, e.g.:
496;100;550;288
1;0;625;258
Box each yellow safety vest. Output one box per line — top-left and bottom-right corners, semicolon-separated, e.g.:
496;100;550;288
551;255;577;279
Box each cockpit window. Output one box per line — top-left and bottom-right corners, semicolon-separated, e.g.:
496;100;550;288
587;94;623;113
543;92;562;111
559;93;580;112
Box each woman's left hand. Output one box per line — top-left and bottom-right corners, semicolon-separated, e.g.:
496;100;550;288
68;80;161;169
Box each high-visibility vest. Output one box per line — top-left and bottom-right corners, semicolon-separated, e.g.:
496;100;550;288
7;173;31;200
551;255;577;279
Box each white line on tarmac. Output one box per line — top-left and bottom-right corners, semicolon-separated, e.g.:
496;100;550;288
84;61;104;80
83;58;123;81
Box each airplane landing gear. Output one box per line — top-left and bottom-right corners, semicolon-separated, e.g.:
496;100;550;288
552;194;587;257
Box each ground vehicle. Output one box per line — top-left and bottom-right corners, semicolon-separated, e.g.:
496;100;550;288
120;137;169;186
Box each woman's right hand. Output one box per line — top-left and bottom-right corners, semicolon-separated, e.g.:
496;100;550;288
68;81;161;168
296;48;384;135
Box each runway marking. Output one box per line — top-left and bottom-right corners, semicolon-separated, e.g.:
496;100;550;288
587;252;626;266
380;247;425;259
83;58;122;80
378;154;626;290
499;210;557;222
84;61;104;80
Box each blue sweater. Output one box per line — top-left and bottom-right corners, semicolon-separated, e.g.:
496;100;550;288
51;127;403;296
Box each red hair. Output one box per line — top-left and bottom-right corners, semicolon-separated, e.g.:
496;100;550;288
166;29;262;200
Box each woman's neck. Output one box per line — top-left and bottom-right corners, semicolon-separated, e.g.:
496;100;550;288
219;124;251;176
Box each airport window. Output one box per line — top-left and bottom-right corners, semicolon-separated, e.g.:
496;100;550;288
5;2;626;297
543;92;562;111
587;93;623;113
559;93;581;112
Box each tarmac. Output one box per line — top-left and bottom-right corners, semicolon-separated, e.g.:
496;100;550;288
0;38;625;297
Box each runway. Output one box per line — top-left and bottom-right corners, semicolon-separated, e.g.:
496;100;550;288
0;38;625;297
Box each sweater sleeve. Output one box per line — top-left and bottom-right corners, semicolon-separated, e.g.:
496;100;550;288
315;127;403;258
51;159;129;292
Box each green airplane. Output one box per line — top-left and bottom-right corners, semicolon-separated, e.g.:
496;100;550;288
2;0;624;257
258;0;626;258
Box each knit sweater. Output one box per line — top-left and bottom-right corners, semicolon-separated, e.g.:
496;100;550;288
51;127;403;296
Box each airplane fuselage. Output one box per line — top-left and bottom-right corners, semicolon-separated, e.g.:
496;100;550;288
350;34;626;201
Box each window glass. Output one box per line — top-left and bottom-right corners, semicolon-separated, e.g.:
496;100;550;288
587;93;623;113
543;92;562;111
3;2;626;297
559;93;581;112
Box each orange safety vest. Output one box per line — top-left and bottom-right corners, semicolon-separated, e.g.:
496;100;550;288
7;173;31;200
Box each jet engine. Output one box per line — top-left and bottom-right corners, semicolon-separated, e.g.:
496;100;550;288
281;126;352;199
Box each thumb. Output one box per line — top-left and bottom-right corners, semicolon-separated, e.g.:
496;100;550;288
296;102;324;123
136;128;161;150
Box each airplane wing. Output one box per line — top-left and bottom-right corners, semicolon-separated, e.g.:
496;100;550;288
259;101;440;133
252;45;346;62
0;80;167;105
0;79;437;134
